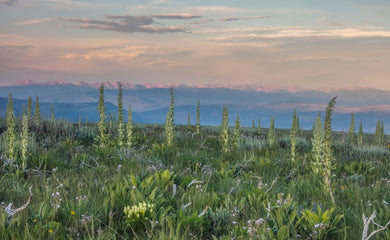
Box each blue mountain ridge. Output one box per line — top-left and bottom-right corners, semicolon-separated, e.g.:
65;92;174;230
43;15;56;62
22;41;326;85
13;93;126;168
1;82;390;133
1;97;389;133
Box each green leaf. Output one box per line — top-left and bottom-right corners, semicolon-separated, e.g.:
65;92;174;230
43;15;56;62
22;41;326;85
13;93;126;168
277;225;289;240
149;187;158;201
288;210;298;226
332;214;344;227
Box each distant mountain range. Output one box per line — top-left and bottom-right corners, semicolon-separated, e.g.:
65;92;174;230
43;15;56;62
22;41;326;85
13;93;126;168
1;80;389;133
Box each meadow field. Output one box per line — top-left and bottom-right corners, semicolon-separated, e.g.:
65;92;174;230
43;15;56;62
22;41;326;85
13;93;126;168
1;88;390;240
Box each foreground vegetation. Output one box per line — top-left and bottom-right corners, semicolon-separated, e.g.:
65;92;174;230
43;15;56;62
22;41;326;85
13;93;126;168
1;87;390;239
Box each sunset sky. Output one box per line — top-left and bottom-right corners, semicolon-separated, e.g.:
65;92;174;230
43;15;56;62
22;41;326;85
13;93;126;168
1;0;390;90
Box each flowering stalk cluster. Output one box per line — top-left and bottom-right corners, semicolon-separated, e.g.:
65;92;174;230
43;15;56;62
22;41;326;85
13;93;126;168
124;202;154;223
233;115;241;149
268;118;276;146
6;94;16;160
165;88;175;146
97;84;107;147
126;106;133;148
117;83;125;148
20;112;29;170
323;97;336;204
311;113;323;174
220;106;229;153
196;100;200;134
290;109;297;163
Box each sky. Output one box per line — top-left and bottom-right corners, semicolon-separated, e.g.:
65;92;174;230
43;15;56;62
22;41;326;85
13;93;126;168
1;0;390;90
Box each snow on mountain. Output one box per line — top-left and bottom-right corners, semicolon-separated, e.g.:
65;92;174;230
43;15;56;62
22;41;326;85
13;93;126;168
12;80;305;92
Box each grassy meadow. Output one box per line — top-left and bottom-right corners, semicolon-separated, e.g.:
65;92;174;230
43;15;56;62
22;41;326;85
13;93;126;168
1;90;390;239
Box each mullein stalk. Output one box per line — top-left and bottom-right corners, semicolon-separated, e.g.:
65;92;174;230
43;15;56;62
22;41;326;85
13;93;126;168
323;96;337;204
97;83;107;147
27;96;32;120
165;88;175;146
290;109;297;164
6;94;16;160
21;112;29;170
358;120;363;147
220;106;229;153
196;100;200;134
187;112;191;129
35;95;40;126
348;113;355;145
117;83;125;148
268;118;275;146
126;106;133;148
311;112;324;174
233;114;241;149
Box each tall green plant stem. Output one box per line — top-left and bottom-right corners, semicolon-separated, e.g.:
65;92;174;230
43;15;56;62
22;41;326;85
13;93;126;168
165;88;175;146
290;109;297;164
268;118;275;146
220;105;229;153
348;113;355;145
311;112;323;174
126;106;133;148
97;83;107;147
233;114;241;149
21;112;29;170
35;95;40;126
323;96;337;204
117;83;125;148
196;100;200;134
6;93;16;160
358;120;363;147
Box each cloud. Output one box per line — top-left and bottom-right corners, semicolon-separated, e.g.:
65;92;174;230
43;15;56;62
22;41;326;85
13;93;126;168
107;13;201;20
0;0;16;5
190;15;269;25
40;0;107;9
207;26;390;43
129;4;246;15
16;18;51;25
152;13;201;19
59;14;194;33
243;16;270;20
129;0;171;11
189;6;247;14
219;16;269;22
62;45;152;61
190;19;215;24
219;17;240;22
61;44;195;66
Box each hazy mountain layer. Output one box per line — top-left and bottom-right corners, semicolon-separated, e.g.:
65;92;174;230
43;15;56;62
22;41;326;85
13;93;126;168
0;81;389;132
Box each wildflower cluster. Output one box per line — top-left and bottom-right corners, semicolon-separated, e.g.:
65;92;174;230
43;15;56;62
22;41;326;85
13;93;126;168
124;202;154;223
243;218;269;237
51;191;62;210
80;213;92;225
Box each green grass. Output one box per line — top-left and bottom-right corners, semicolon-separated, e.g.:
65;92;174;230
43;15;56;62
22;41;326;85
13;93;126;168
0;119;390;239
